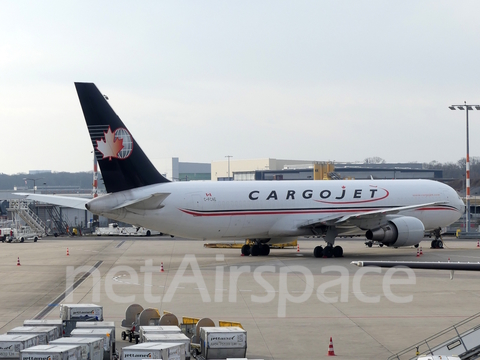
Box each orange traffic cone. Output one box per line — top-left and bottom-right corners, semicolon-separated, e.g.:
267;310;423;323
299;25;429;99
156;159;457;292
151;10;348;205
327;337;336;356
160;262;164;272
16;257;21;266
477;240;479;248
297;244;300;253
66;248;70;256
419;247;423;256
416;248;420;257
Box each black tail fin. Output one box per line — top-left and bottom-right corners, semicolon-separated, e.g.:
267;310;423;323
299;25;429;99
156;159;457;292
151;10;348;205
75;82;169;193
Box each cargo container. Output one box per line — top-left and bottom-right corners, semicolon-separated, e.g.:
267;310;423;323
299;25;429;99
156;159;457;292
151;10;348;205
59;304;103;336
200;327;247;359
70;329;113;360
50;337;104;360
121;342;185;360
8;326;59;345
141;334;190;359
0;334;39;359
74;322;115;352
21;344;82;360
138;326;181;343
24;320;64;339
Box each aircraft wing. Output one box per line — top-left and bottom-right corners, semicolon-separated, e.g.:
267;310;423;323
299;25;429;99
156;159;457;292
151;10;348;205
14;193;89;210
351;260;480;271
298;201;446;228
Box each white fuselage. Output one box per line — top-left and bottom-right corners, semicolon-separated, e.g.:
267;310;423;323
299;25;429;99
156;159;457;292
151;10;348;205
87;179;464;243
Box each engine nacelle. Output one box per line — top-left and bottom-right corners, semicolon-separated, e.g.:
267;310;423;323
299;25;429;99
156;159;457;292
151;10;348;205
365;216;425;247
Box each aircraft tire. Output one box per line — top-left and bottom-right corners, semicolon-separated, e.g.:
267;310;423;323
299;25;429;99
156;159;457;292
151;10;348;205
146;230;151;237
250;244;260;256
323;246;333;258
241;245;250;256
20;237;24;243
367;241;373;248
313;246;323;258
437;240;443;249
260;244;270;256
121;331;126;340
34;237;38;242
414;244;419;248
333;246;343;258
431;240;437;248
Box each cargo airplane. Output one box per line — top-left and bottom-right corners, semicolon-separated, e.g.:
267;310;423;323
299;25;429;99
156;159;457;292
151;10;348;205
19;83;465;258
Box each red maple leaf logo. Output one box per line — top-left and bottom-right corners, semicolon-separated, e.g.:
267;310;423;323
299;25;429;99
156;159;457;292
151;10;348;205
96;127;124;161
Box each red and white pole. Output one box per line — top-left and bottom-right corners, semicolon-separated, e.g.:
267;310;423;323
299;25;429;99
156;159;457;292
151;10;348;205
465;101;471;233
93;155;98;198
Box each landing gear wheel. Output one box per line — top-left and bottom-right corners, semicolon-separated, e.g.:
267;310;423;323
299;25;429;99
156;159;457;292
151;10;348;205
34;237;38;242
241;244;250;256
431;240;443;249
260;244;270;256
379;243;384;247
367;241;373;248
121;331;126;340
20;237;24;243
323;246;333;258
414;244;419;248
333;245;343;258
250;244;260;256
313;246;323;258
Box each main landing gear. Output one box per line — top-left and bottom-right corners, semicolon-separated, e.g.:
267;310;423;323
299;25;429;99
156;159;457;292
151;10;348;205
313;244;343;258
312;226;343;258
241;243;270;256
430;228;444;249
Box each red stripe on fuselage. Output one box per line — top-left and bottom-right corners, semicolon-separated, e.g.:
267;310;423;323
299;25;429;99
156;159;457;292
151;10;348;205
179;206;458;217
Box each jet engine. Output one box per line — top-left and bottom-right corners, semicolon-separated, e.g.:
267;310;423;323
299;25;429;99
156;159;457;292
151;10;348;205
365;216;425;247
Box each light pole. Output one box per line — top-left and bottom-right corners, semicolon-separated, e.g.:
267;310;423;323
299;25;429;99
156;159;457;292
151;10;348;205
23;177;43;194
23;177;43;215
225;155;233;180
449;102;480;233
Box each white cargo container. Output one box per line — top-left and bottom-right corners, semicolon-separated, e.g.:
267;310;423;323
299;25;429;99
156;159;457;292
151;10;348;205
70;329;113;360
139;326;181;342
50;337;104;360
74;322;115;353
200;327;247;359
0;334;39;359
121;342;185;360
8;326;59;345
24;320;64;339
142;334;190;359
21;344;82;360
59;304;103;322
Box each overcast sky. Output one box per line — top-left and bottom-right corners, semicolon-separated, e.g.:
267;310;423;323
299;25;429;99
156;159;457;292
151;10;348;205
1;1;480;175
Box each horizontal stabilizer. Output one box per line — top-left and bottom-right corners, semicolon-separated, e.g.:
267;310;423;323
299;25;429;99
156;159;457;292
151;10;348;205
15;193;89;210
112;193;170;210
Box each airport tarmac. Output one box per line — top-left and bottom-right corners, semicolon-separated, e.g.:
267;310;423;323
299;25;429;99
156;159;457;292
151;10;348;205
1;236;480;359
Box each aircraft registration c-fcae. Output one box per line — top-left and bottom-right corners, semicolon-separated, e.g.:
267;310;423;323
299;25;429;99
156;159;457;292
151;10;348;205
18;83;465;258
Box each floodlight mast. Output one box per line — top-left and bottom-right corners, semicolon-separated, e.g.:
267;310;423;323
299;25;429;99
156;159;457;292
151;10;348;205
449;102;480;233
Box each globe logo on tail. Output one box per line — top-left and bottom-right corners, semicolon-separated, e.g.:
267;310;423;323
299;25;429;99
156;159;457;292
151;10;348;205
96;126;133;160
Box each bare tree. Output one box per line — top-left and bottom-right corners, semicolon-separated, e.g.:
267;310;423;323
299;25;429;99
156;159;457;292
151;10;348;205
363;157;386;164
